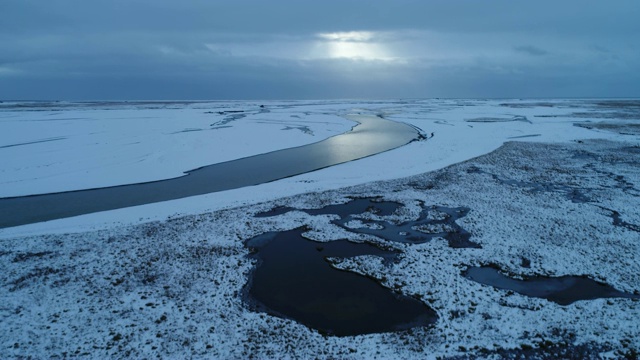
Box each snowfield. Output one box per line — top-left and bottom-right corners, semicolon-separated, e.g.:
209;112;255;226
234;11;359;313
1;99;639;358
0;101;354;197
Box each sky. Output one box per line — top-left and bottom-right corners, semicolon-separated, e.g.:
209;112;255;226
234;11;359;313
1;0;639;100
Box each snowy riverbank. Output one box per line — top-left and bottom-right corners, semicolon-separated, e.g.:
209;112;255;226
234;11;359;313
2;99;634;238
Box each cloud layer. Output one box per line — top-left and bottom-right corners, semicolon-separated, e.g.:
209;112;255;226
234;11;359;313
1;0;639;99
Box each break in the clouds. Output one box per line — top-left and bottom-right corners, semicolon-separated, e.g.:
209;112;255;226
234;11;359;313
1;0;639;100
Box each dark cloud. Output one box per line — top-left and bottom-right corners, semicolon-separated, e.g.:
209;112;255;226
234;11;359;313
4;0;639;35
1;0;639;99
514;45;548;57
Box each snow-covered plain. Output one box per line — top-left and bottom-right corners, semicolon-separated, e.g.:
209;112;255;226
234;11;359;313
0;101;354;197
1;99;639;358
2;99;633;237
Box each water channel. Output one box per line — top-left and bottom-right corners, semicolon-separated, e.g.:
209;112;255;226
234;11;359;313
0;115;422;228
464;266;640;305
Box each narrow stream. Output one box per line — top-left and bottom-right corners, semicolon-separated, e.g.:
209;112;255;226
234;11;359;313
0;115;421;228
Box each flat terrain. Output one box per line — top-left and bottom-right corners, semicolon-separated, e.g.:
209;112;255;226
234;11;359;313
1;100;639;358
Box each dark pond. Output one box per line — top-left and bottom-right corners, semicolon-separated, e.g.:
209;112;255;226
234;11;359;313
302;197;401;218
464;266;640;305
247;197;481;335
245;228;437;336
0;115;421;228
250;197;638;337
254;206;297;218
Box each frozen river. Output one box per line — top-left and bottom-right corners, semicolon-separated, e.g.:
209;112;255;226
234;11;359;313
0;114;420;228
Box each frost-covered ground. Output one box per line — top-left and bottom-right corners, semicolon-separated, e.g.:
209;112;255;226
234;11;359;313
1;99;639;358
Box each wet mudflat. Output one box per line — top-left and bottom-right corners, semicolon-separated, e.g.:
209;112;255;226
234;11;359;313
245;228;437;336
464;266;640;305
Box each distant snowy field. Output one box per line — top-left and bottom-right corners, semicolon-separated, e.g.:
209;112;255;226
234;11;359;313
1;99;639;358
0;101;354;197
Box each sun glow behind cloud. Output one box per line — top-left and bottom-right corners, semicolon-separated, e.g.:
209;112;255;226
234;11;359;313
312;31;397;62
317;31;374;42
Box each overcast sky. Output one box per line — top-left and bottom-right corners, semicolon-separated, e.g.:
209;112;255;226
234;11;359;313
1;0;639;100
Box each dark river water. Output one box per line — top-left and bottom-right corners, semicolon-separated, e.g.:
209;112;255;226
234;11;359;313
0;115;421;228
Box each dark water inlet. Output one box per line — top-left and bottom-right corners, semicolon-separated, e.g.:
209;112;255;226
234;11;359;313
0;115;421;228
464;266;640;305
245;228;437;336
258;197;479;248
302;197;402;218
331;204;477;248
